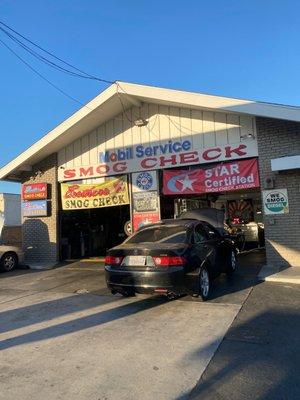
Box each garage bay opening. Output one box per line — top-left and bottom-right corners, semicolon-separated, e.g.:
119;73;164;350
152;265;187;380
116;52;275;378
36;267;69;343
59;176;130;260
59;205;130;259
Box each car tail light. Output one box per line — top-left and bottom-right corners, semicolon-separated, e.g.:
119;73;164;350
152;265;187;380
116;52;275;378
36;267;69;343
105;256;123;266
152;256;186;267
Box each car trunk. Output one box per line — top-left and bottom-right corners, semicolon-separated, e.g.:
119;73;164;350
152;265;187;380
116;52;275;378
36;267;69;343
107;243;187;270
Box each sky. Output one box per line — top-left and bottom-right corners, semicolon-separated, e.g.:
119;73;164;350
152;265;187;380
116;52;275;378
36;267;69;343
1;0;300;194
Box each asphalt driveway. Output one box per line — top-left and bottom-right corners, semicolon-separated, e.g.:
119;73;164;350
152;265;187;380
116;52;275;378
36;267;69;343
0;251;264;400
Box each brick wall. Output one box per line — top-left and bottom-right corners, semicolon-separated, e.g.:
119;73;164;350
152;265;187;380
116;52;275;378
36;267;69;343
21;153;59;265
256;117;300;267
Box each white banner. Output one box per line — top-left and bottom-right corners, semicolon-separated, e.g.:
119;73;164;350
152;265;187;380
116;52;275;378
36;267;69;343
58;140;258;182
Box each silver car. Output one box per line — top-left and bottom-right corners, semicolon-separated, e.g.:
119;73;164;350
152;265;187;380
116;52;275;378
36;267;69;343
0;245;24;272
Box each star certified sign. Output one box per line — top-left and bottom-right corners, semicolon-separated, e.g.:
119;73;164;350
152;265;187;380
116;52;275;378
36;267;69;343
166;172;197;193
132;171;157;192
163;158;260;195
177;175;196;191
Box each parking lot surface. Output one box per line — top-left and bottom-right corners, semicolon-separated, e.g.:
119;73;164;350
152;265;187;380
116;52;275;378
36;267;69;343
190;281;300;400
0;252;264;400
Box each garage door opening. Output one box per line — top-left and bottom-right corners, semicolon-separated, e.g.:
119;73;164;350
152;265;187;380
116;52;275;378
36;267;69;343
160;188;265;252
59;205;130;260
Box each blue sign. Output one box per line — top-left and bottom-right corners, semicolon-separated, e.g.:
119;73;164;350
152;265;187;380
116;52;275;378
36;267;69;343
132;171;157;192
22;200;48;217
99;139;192;163
136;172;153;191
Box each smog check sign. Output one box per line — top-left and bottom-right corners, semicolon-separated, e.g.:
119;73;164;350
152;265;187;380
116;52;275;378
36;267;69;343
59;139;258;181
263;189;289;215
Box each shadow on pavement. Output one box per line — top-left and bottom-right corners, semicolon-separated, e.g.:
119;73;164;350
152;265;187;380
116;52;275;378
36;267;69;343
0;295;167;351
0;293;117;335
187;283;300;400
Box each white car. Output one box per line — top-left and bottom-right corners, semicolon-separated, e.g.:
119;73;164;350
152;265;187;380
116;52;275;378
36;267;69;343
0;245;24;272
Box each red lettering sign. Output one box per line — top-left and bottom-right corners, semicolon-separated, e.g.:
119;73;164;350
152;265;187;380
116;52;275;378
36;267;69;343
132;211;160;231
59;143;258;182
22;183;47;200
225;144;247;158
163;158;260;195
203;148;221;161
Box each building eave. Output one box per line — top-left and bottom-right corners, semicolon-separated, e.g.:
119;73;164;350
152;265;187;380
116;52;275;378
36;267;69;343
1;81;300;182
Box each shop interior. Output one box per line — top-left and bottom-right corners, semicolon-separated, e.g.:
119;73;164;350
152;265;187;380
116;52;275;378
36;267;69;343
160;188;264;251
59;205;130;259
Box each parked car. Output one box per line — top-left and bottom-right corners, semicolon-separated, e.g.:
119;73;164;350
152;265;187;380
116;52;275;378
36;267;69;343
105;219;236;300
0;245;24;272
180;208;247;252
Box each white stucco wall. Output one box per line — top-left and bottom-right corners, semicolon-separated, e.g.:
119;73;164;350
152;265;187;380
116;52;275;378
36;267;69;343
57;104;257;170
0;193;21;226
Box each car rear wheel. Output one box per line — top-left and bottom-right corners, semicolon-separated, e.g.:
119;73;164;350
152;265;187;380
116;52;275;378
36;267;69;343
226;250;237;275
0;252;18;272
119;289;135;297
193;266;210;301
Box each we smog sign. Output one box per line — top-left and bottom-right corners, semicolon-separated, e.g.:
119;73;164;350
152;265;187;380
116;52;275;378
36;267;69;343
263;189;289;215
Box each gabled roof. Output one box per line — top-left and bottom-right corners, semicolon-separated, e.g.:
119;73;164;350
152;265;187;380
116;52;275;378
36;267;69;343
1;81;300;182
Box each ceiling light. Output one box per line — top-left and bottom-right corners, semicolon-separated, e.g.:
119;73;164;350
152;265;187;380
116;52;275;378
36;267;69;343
240;133;255;140
134;118;148;127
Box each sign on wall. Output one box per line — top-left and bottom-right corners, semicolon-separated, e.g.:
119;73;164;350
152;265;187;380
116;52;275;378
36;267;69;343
132;171;158;192
132;211;160;231
262;189;289;215
163;158;260;195
132;191;159;213
131;170;160;232
59;140;258;182
22;200;48;217
61;177;129;210
22;183;47;200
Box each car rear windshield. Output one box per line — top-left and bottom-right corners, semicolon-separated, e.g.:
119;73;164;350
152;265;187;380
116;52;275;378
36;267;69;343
126;225;188;244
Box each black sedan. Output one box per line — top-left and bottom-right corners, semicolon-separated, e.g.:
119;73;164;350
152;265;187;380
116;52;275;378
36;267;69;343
105;219;237;301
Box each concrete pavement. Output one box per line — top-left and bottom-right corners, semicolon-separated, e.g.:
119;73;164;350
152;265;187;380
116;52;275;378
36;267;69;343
259;264;300;284
0;258;257;400
190;281;300;400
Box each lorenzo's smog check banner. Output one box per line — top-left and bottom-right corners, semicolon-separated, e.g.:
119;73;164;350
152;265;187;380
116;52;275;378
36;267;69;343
61;177;129;210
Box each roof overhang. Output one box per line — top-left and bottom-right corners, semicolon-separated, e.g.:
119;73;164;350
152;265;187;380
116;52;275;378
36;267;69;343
2;81;300;182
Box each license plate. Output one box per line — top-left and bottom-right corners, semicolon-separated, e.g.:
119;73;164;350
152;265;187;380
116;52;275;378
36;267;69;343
127;256;146;266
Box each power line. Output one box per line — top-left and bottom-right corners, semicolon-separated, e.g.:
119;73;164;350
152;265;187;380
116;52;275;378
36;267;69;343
0;22;148;127
0;37;93;109
0;20;114;84
0;26;95;80
0;20;196;136
116;92;134;124
0;35;128;121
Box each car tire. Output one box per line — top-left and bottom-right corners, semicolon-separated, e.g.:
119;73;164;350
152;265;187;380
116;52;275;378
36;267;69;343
0;252;18;272
226;250;237;275
193;266;210;301
120;289;135;297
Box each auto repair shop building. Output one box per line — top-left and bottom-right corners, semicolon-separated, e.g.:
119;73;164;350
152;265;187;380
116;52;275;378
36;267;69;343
0;82;299;268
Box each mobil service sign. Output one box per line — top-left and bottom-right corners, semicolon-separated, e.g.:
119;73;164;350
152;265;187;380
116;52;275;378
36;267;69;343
59;138;258;182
